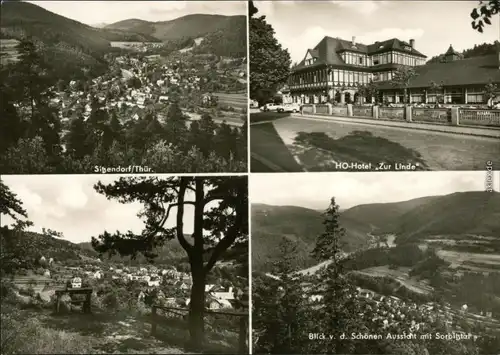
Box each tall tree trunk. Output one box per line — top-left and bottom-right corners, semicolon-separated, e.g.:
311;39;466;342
188;260;206;351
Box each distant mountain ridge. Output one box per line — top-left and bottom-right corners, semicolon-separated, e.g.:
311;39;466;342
105;14;244;42
0;2;246;80
252;191;500;272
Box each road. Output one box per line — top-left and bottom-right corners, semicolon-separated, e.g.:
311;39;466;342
251;113;500;171
184;111;243;127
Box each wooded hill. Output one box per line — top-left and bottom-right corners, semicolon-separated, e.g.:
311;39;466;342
426;42;498;64
252;191;500;272
105;14;247;58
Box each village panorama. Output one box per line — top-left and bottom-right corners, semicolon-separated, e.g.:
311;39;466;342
0;1;248;174
0;175;249;354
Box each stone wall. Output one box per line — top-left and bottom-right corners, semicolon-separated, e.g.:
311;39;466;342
352;106;372;117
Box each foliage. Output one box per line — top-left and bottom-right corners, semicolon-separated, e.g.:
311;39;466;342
249;1;291;105
429;80;445;104
357;80;380;104
1;305;98;355
390;66;419;104
484;81;499;105
471;0;500;33
427;42;498;63
253;241;312;354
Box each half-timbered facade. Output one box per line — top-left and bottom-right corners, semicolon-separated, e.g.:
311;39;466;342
289;36;427;104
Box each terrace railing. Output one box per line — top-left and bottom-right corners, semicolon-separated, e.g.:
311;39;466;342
459;109;500;127
296;104;500;128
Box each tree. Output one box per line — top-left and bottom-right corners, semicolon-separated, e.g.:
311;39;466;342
471;0;500;33
0;180;34;275
164;102;188;147
0;85;25;156
429;80;445;105
357;80;380;104
310;198;363;354
90;176;248;351
66;118;89;160
390;66;418;104
250;1;292;105
0;137;53;174
253;241;310;354
484;81;499;107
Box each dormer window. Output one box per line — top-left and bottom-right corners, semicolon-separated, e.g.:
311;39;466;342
304;51;316;66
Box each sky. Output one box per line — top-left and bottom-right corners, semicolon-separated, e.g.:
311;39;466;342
0;175;204;244
27;1;247;26
251;171;499;211
254;1;500;63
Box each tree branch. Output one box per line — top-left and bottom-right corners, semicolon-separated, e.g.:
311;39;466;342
204;228;239;273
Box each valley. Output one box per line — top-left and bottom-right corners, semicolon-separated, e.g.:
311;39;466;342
0;1;248;174
252;189;500;354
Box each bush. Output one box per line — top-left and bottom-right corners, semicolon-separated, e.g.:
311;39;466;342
102;292;120;310
1;306;97;354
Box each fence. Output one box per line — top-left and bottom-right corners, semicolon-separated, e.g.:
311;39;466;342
151;304;248;354
379;107;405;121
412;108;451;124
459;109;500;127
297;104;500;128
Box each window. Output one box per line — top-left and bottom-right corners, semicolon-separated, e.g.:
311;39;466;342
467;94;484;103
334;70;339;83
410;94;423;103
359;57;363;65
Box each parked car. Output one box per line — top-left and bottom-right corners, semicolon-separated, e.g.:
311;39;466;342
277;103;301;113
260;103;281;112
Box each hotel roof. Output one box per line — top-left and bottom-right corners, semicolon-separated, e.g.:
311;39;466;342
295;36;427;70
376;54;500;89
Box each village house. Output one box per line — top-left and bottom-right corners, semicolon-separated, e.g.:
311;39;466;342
71;277;82;288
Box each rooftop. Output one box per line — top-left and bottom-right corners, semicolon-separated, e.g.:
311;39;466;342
376;54;500;89
294;36;427;70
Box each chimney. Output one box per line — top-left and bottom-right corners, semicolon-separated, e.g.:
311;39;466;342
352;36;356;46
409;39;415;48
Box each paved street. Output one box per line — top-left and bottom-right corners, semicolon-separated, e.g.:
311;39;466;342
250;113;500;172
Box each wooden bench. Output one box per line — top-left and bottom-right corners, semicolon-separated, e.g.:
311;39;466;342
54;288;93;314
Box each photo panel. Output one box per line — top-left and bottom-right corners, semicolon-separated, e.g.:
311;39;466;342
251;171;500;354
0;174;249;354
0;0;248;175
249;0;500;173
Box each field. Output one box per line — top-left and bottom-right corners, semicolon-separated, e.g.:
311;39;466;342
214;93;247;110
0;38;20;64
437;250;500;272
110;41;159;48
354;266;433;295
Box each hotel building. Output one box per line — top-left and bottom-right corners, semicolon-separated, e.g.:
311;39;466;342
289;36;500;105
